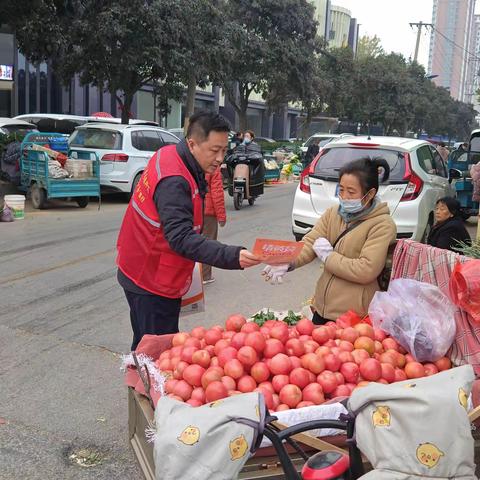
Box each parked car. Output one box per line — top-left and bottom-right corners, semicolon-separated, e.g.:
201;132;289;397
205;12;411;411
292;135;456;242
14;114;158;135
68;123;180;197
168;127;185;139
300;133;354;154
0;117;37;137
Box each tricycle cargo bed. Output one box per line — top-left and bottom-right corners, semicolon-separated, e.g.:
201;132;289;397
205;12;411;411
128;387;350;480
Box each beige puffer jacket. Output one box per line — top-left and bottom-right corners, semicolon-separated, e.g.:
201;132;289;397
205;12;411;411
294;202;396;320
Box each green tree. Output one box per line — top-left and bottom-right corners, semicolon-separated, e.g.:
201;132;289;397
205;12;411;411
10;0;187;123
356;35;384;60
213;0;318;131
174;0;226;133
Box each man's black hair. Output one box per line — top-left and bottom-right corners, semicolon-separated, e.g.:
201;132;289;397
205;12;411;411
186;111;231;141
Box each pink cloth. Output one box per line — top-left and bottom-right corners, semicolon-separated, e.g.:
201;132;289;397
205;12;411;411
125;334;174;406
391;240;480;375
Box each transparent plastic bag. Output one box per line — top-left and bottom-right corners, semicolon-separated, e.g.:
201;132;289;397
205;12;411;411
450;260;480;322
368;279;456;362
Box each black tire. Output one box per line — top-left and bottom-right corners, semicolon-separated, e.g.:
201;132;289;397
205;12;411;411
126;173;142;202
248;197;255;206
31;183;47;209
421;216;434;243
233;192;243;210
293;233;304;242
76;197;89;208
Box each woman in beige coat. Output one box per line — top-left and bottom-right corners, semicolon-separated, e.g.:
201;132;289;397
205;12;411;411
263;157;396;324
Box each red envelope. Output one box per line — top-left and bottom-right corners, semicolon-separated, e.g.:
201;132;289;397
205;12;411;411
253;238;304;264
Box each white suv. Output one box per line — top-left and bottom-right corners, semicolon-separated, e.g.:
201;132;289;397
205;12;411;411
292;136;456;242
69;123;180;197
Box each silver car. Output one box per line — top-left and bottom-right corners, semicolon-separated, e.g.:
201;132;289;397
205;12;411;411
292;136;456;242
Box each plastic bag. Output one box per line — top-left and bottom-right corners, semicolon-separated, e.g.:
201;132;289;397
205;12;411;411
450;260;480;322
0;206;14;222
368;279;456;362
336;310;366;328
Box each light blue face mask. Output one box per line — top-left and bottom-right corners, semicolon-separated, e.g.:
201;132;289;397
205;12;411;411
243;138;252;145
338;190;372;214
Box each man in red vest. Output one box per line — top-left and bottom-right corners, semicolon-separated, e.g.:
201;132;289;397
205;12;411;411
117;111;260;350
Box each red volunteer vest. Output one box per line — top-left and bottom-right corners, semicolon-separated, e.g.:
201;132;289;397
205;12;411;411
116;145;203;298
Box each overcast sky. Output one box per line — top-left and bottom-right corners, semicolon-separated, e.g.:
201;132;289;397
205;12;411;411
333;0;480;69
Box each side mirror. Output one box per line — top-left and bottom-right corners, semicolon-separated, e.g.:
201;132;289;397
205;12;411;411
448;168;462;183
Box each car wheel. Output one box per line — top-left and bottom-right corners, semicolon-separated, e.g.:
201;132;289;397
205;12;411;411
293;233;304;242
248;197;255;206
76;197;89;208
31;183;47;209
421;216;433;243
126;172;142;202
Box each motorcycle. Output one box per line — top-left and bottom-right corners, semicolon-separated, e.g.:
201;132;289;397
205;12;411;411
224;143;265;210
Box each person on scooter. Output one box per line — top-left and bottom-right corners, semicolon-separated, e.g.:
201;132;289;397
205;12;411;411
262;157;397;325
243;130;256;146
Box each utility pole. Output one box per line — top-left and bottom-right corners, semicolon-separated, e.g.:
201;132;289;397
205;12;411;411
410;21;433;62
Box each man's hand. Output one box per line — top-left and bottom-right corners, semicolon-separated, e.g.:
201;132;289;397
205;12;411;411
219;220;226;227
239;249;261;268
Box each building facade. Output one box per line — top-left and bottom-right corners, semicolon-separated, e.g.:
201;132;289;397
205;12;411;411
329;5;352;49
310;0;331;41
464;14;480;109
0;26;300;138
428;0;476;102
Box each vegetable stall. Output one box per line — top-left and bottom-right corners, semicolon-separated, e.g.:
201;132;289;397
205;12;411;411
123;239;480;479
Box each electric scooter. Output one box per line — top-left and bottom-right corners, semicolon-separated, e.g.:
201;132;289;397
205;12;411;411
225;143;265;210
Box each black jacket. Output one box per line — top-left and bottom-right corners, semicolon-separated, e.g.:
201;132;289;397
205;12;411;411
118;140;243;295
427;217;471;252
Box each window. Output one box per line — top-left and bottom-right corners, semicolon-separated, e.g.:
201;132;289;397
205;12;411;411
159;131;180;146
313;147;406;183
416;146;435;175
69;128;122;149
429;146;447;177
131;130;163;152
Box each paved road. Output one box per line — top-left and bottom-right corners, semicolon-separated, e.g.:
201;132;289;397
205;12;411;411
0;184;477;479
0;182;320;479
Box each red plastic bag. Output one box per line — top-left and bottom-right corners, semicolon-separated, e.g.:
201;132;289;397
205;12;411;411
336;310;366;328
450;260;480;322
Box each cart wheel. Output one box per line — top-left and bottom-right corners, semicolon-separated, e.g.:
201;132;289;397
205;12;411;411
233;192;243;210
248;197;256;206
76;197;89;208
31;183;47;209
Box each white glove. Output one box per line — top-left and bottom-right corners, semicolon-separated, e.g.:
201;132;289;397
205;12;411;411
262;264;289;284
313;237;333;262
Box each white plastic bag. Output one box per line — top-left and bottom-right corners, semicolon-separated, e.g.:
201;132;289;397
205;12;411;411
180;263;205;316
368;279;456;362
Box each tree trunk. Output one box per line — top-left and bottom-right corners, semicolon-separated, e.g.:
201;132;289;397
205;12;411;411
120;92;134;124
183;73;197;135
238;108;248;132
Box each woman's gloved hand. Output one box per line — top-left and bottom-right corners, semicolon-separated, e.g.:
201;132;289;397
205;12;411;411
262;264;289;284
313;237;333;262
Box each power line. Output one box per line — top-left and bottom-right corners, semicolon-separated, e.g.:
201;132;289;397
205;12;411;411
430;25;480;63
410;21;433;62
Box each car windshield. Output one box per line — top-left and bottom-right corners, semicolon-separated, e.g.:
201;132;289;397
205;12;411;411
313;147;406;183
305;136;333;147
69;129;122;150
1;125;36;136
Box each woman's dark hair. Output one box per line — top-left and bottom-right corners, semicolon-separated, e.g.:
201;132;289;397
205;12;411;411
245;129;255;139
436;196;470;221
339;157;390;195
